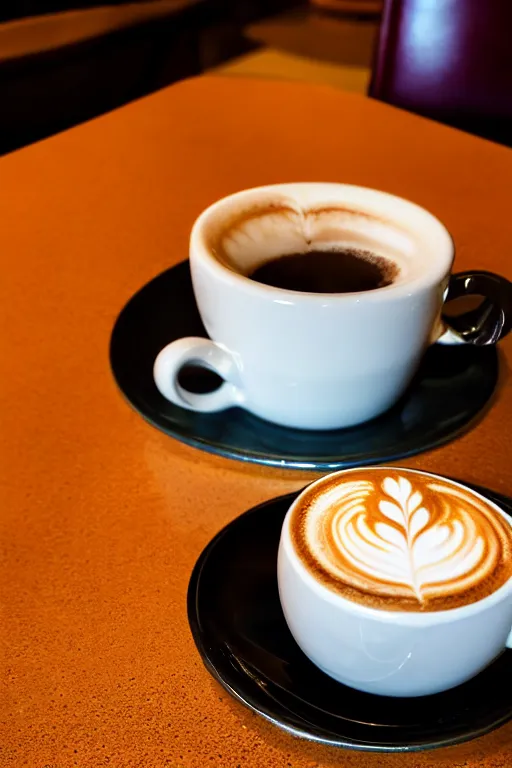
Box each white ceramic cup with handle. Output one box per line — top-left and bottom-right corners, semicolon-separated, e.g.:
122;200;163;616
154;183;512;430
278;467;512;697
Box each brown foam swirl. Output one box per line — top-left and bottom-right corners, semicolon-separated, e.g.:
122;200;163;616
207;199;413;278
291;469;512;611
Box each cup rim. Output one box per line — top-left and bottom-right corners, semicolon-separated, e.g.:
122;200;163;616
190;182;455;303
281;466;512;625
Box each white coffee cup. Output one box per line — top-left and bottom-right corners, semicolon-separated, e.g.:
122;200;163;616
154;183;511;430
278;467;512;697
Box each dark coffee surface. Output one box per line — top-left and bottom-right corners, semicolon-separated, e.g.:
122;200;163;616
248;248;398;293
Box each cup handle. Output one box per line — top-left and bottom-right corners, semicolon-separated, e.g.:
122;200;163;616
437;271;512;346
153;337;245;413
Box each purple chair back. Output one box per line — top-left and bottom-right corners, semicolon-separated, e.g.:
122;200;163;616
369;0;512;145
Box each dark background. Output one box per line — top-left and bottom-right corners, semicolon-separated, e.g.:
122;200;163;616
0;0;301;155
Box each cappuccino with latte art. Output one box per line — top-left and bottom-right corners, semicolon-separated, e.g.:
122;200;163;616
278;467;512;696
291;468;512;612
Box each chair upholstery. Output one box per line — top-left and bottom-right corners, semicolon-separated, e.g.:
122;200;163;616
369;0;512;146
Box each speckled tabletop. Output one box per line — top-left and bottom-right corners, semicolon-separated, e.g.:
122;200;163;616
1;76;511;768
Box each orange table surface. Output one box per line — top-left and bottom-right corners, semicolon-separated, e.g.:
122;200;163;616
1;76;511;767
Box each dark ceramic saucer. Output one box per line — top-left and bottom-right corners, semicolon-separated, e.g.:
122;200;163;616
187;482;512;752
110;261;499;470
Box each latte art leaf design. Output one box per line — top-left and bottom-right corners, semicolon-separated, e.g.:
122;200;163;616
300;470;512;610
341;475;485;602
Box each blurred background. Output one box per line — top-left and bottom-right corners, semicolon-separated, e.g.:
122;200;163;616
1;0;511;155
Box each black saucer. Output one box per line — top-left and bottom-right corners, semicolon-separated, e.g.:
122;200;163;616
110;261;499;470
187;482;512;752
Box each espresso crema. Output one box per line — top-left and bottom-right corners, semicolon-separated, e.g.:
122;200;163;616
290;469;512;611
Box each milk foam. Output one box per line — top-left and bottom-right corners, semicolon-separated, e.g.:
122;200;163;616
214;198;428;287
293;470;512;611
